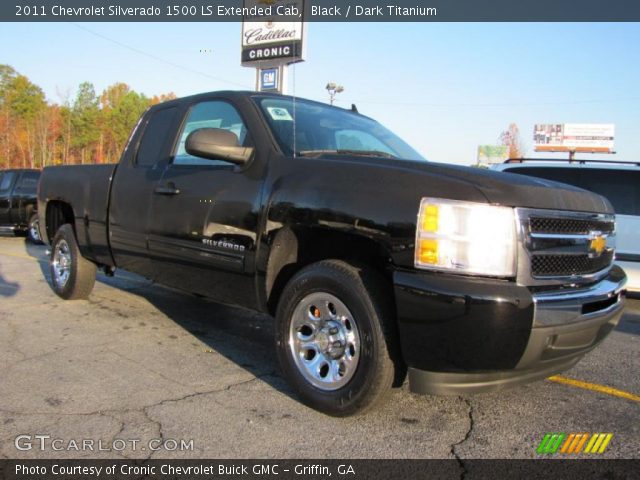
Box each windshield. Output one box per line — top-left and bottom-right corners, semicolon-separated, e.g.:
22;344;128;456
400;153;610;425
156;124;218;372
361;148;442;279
254;96;426;161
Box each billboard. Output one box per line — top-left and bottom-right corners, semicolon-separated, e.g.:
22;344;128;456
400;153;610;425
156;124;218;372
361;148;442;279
241;0;306;67
533;123;615;153
477;145;509;165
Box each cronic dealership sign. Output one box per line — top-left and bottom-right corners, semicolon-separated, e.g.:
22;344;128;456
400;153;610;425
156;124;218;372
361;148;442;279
241;0;306;66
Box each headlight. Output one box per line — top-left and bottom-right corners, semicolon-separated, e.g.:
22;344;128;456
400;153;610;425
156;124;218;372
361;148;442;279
415;198;517;276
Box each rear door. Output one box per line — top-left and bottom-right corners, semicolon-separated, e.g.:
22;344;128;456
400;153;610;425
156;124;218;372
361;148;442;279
109;106;180;279
146;98;264;308
11;171;39;224
0;171;17;225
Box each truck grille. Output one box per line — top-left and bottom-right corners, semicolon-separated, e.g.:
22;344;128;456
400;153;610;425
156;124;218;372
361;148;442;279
531;251;614;277
516;209;616;284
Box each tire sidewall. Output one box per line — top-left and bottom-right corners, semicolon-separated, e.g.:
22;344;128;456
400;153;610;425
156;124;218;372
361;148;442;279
50;225;79;299
276;263;388;415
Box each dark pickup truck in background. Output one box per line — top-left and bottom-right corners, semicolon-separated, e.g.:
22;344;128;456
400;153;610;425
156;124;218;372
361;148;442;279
0;168;42;243
38;91;627;416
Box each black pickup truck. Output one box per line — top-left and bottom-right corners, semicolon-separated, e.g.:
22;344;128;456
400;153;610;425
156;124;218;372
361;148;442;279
38;91;627;416
0;168;42;243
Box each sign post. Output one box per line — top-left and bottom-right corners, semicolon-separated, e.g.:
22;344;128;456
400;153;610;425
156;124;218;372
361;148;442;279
241;0;306;94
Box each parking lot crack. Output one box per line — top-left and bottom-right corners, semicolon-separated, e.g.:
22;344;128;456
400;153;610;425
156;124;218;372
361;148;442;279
450;397;474;479
141;406;166;460
147;375;264;411
137;374;268;458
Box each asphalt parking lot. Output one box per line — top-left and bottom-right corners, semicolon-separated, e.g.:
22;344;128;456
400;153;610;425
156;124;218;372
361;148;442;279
0;235;638;459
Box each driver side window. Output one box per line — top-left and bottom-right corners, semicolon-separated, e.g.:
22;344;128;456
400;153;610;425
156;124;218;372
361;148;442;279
173;101;249;166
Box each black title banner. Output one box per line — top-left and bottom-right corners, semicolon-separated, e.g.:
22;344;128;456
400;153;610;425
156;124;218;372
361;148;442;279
3;0;640;22
1;459;638;480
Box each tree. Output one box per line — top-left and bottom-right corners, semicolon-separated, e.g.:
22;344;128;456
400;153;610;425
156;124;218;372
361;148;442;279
100;83;150;163
71;82;100;164
1;72;46;167
150;92;177;105
1;65;23;166
0;65;176;168
499;123;526;160
0;65;18;99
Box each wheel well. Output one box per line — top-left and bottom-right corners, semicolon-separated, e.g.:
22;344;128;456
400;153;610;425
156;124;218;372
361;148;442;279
45;201;75;242
265;228;394;315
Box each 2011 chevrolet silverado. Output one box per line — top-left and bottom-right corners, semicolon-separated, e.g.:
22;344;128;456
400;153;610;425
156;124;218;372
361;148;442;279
38;91;627;416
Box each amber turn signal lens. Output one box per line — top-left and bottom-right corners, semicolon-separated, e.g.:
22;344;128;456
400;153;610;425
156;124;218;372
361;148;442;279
418;239;439;265
421;204;439;233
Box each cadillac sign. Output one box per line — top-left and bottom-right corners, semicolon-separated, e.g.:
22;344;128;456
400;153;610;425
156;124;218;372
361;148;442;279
241;0;306;66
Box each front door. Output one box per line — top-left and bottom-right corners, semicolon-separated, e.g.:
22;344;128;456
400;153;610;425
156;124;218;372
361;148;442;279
147;99;264;309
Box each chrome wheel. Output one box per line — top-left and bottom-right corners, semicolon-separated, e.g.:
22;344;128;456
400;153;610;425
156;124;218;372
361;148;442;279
52;239;71;288
288;292;360;391
29;217;41;242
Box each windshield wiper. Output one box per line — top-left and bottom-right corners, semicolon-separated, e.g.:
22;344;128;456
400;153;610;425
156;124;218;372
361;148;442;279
298;149;397;159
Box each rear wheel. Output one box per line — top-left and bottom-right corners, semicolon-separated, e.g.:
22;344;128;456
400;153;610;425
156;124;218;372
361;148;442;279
275;260;399;416
49;224;96;300
27;213;42;244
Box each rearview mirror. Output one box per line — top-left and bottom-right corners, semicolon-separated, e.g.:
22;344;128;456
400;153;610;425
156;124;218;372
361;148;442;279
185;128;253;165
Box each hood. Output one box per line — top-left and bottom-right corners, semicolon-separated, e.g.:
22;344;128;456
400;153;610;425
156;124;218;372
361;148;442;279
387;160;614;214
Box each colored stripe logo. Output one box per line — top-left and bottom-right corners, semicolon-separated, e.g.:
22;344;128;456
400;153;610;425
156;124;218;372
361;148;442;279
537;433;613;455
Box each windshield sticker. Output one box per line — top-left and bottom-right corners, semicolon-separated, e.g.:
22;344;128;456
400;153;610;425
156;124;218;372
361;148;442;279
267;106;293;121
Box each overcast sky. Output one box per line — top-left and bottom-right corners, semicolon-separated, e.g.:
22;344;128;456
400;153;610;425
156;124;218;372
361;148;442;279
1;22;639;165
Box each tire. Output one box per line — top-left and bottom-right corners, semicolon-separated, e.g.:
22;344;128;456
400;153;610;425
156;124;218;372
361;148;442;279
49;224;96;300
275;260;399;416
27;213;43;244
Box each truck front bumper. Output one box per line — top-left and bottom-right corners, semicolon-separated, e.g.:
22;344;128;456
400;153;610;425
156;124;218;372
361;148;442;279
393;265;627;395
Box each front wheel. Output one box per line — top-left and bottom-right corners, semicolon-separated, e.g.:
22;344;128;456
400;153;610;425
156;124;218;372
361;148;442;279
49;224;96;300
27;213;43;244
275;260;399;416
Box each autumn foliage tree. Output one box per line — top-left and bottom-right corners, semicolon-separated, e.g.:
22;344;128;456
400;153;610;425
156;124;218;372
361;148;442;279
0;64;175;169
499;123;527;160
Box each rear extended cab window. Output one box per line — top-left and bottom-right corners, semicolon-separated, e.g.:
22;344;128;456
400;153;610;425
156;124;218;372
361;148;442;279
136;107;178;167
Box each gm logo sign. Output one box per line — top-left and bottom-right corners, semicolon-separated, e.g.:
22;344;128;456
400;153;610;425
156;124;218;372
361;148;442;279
536;433;613;455
260;68;279;91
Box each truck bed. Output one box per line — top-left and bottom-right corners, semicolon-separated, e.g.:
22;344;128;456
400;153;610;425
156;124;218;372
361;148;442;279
39;164;117;266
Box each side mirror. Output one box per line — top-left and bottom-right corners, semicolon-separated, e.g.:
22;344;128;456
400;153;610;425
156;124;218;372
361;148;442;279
185;128;253;165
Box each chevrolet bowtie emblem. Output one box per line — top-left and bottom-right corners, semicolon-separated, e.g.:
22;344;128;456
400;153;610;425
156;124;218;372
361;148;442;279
589;234;606;255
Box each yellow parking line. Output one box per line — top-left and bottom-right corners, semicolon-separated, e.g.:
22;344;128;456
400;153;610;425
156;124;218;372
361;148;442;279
548;375;640;403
